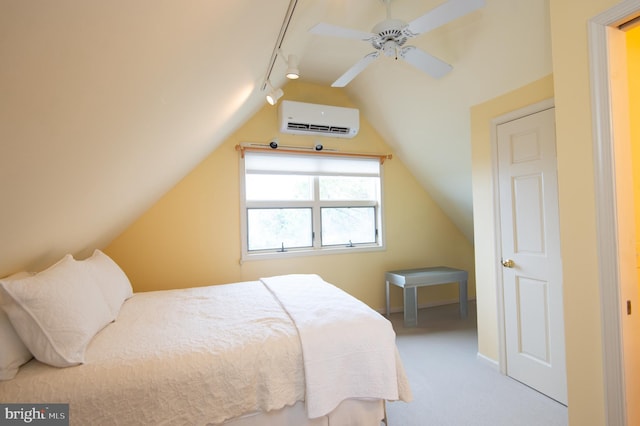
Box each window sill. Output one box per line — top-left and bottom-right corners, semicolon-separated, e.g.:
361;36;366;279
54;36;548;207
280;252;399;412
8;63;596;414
240;243;386;263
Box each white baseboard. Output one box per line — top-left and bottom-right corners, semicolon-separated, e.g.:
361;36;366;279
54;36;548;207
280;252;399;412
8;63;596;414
476;352;499;370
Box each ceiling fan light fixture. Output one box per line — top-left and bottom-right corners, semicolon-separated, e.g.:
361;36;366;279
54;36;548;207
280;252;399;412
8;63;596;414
382;40;399;58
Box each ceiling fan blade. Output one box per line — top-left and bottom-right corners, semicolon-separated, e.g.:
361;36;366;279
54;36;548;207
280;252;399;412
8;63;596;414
332;51;380;87
400;46;452;79
405;0;485;36
309;22;375;41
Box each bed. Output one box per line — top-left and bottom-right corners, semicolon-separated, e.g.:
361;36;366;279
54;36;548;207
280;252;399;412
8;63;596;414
0;251;411;425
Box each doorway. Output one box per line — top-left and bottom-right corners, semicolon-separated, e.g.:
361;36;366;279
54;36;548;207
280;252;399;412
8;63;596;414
589;2;640;424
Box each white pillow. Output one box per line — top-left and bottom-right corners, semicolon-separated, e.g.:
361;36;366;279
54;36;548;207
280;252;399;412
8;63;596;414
0;272;34;380
81;249;133;319
0;254;113;368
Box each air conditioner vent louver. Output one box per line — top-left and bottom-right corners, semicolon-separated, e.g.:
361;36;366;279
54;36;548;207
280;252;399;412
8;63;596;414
308;124;331;132
279;101;359;138
287;122;310;130
286;122;350;135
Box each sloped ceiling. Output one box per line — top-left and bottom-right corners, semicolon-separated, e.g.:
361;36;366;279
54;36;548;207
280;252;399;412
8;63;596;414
0;0;552;276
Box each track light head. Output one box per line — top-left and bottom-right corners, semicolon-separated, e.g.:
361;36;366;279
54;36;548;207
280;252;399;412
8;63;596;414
265;81;284;105
286;54;300;79
266;88;283;105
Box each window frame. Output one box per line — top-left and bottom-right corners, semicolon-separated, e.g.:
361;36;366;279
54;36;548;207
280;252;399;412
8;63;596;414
239;150;386;261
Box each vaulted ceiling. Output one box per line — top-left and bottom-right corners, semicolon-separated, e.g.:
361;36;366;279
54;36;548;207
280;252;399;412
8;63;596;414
0;0;552;275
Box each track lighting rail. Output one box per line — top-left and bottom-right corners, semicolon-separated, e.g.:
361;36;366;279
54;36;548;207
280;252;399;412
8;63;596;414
261;0;300;93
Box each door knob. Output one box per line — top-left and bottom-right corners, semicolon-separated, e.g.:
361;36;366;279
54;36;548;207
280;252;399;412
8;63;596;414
501;258;515;268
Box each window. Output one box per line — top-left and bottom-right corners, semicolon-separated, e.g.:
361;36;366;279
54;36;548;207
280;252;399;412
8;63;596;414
240;150;384;258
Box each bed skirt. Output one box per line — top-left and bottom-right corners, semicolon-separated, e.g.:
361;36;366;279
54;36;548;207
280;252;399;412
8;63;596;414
217;399;385;426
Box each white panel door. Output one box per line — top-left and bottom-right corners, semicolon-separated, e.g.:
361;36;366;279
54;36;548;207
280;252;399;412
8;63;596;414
497;107;567;404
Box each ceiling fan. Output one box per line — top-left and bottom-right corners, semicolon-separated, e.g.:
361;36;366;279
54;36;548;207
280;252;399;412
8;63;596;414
309;0;485;87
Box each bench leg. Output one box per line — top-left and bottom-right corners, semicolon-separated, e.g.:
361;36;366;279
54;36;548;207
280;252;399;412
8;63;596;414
404;287;418;327
385;280;390;317
459;280;468;318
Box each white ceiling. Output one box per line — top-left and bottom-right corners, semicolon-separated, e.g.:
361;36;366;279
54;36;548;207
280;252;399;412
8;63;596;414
0;0;552;275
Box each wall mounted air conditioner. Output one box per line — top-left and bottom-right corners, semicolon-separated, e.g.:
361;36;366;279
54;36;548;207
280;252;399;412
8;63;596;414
278;100;359;138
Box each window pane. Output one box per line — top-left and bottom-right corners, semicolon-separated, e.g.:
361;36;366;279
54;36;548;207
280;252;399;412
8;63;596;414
247;208;312;251
321;207;376;246
245;174;312;201
319;176;378;200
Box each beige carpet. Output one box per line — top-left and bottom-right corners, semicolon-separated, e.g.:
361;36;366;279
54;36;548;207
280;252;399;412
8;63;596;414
385;302;568;426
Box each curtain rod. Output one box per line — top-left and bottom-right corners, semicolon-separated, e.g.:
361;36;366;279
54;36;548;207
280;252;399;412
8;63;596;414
235;144;393;164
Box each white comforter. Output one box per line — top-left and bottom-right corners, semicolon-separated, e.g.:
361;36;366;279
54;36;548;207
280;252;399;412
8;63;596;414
0;277;410;425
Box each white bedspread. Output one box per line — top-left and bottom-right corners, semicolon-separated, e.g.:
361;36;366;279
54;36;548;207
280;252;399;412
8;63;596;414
0;281;304;425
261;274;412;419
0;276;411;425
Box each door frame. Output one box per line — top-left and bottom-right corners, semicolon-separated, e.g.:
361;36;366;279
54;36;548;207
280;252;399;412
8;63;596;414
490;98;555;375
588;1;640;424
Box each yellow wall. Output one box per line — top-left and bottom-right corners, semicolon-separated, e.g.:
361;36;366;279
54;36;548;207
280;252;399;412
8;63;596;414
630;27;640;287
549;0;619;424
470;75;554;362
627;24;640;426
105;80;475;311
